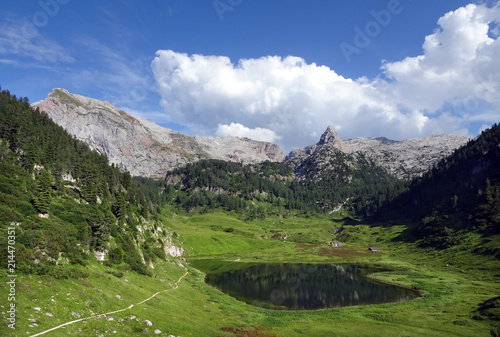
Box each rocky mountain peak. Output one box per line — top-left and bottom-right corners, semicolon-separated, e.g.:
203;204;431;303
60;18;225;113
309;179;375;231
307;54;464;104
285;126;471;180
318;126;340;145
32;89;285;177
317;126;350;152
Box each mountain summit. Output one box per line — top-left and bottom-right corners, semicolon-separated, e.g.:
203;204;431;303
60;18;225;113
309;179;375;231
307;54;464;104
317;125;341;145
286;126;471;179
32;89;285;177
317;125;350;152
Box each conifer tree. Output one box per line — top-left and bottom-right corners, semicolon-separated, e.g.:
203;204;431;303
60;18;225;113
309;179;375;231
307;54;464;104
34;169;52;213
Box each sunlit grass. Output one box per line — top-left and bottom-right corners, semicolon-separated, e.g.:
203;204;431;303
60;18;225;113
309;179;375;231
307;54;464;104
2;210;499;336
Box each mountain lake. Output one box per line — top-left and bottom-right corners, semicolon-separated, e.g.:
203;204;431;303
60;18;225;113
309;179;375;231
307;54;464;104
192;261;420;310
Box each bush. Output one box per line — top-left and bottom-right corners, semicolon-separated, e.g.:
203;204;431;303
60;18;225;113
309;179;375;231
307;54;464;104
126;257;151;276
152;247;166;260
109;247;124;264
106;269;124;278
0;203;22;222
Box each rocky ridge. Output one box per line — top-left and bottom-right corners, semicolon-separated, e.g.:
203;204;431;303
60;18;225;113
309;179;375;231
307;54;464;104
286;126;471;179
32;89;285;177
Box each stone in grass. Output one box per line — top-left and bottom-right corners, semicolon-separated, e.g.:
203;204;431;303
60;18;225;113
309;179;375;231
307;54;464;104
45;312;54;317
154;329;161;334
144;320;153;326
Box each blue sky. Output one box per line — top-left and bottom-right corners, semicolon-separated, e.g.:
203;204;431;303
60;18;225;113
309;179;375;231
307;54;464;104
1;0;499;152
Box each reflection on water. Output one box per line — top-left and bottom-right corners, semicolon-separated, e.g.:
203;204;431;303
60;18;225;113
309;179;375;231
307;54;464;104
204;263;419;310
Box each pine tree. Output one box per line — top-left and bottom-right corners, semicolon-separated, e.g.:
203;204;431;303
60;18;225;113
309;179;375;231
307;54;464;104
112;193;127;220
34;169;52;213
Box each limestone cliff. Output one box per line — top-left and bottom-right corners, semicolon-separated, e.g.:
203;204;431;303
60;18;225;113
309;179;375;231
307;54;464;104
32;89;285;177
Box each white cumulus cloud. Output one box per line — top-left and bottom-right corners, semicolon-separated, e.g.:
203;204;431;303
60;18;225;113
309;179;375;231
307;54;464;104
216;123;280;143
151;3;500;153
380;3;500;112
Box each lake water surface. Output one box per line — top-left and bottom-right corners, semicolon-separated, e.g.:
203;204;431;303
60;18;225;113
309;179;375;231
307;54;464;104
194;261;419;310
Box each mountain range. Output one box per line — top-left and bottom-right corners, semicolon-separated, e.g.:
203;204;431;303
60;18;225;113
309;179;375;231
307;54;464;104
33;89;284;178
33;89;470;180
285;125;471;179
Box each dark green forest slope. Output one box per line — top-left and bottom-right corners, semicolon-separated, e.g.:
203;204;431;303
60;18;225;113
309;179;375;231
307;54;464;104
0;88;174;276
164;151;407;217
380;123;500;249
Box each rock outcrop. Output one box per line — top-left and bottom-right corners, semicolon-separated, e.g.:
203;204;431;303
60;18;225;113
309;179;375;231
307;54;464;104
344;134;471;179
285;126;350;171
286;126;471;179
32;89;285;177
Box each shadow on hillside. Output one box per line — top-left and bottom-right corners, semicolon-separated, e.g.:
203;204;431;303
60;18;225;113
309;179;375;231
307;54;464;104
331;217;361;226
389;226;418;244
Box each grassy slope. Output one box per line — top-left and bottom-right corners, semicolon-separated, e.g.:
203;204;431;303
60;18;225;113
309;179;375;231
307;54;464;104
2;210;499;337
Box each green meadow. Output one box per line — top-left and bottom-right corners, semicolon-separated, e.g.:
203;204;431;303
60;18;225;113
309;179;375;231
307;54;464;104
3;209;499;337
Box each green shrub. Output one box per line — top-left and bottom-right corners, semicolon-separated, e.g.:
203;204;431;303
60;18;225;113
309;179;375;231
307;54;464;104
106;269;124;278
152;247;166;260
109;247;124;264
0;203;22;222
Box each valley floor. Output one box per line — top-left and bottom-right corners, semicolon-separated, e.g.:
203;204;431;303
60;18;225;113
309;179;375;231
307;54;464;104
2;210;500;337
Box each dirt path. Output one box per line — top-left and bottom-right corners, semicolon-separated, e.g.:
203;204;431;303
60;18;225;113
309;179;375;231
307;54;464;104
30;269;189;336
